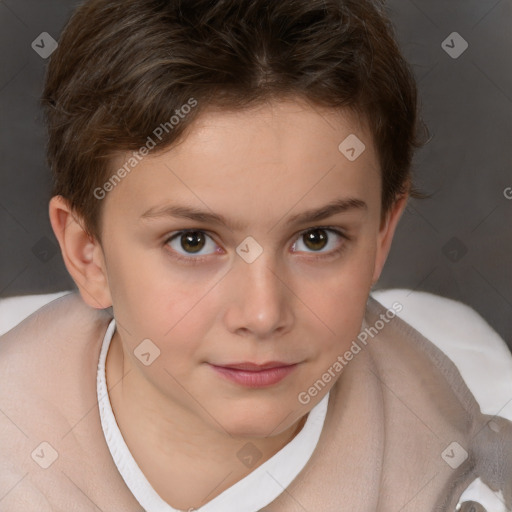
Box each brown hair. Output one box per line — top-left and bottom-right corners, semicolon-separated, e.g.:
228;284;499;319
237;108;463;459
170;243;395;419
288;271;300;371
42;0;425;240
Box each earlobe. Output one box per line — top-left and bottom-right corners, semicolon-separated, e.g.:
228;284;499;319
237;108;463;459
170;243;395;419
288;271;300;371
371;194;409;285
49;195;112;309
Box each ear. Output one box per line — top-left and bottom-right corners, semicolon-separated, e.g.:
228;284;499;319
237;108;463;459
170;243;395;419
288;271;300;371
49;195;112;309
371;194;408;285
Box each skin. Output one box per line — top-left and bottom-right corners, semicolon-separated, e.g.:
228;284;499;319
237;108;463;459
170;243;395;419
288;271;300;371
49;97;407;510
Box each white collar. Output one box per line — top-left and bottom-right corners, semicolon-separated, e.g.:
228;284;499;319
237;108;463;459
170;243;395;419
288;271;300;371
97;319;329;512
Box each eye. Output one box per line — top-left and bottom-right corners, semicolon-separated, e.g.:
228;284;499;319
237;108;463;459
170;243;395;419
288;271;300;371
291;227;346;256
165;230;219;260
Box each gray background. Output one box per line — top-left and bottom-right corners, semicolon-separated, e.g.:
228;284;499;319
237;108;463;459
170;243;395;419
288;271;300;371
1;1;511;345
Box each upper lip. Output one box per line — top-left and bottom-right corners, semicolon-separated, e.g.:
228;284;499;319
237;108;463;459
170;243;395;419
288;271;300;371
212;361;296;371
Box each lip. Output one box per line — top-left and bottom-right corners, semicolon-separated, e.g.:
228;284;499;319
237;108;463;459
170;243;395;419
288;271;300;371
209;362;298;388
217;361;294;371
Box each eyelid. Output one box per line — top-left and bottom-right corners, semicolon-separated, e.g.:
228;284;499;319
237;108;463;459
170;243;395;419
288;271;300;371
296;225;348;239
164;228;217;244
290;226;348;256
163;225;349;264
164;228;220;260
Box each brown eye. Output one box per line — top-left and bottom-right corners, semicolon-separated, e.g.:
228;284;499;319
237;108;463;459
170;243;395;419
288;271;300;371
180;231;206;253
166;230;218;258
291;227;346;256
303;229;328;251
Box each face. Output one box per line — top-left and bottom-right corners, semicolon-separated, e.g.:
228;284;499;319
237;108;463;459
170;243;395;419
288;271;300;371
91;99;401;437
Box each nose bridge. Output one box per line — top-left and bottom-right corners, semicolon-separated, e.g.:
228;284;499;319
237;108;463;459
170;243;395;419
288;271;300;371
224;249;293;337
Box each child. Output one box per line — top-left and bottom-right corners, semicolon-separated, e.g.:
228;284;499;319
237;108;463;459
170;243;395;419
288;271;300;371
1;0;511;510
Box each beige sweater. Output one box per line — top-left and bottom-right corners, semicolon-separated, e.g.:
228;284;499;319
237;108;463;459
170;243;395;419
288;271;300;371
0;293;511;511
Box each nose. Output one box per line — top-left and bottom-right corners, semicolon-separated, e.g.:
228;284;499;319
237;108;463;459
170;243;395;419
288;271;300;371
222;252;294;339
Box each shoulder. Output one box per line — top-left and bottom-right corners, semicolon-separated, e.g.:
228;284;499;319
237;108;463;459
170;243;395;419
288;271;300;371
370;289;512;418
0;292;112;375
0;293;112;479
0;289;112;388
0;291;112;396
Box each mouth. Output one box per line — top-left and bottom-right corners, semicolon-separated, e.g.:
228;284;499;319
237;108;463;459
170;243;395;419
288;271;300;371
208;361;299;388
217;361;295;371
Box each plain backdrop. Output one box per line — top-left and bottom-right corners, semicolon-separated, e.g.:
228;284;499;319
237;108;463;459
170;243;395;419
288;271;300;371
0;0;511;345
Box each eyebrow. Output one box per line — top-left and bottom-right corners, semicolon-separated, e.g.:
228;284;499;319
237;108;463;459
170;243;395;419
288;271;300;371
140;197;368;231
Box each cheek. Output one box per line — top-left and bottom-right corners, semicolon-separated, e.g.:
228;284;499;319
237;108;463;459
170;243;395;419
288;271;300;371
306;279;369;350
299;241;377;351
104;243;218;348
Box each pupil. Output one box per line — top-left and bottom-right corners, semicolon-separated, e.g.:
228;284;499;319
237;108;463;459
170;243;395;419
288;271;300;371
181;231;205;253
304;229;327;251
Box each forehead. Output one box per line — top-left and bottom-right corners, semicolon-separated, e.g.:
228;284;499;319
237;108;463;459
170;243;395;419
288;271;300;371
104;99;381;225
168;99;375;173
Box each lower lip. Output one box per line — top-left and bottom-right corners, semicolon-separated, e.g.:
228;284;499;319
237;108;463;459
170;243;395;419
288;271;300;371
209;364;298;388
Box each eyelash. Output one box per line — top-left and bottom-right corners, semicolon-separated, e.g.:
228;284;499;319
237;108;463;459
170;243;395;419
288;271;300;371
163;226;350;266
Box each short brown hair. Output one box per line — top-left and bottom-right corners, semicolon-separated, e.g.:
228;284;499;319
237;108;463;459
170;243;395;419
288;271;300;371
42;0;425;240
